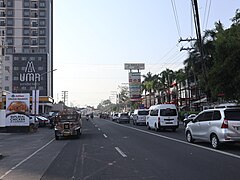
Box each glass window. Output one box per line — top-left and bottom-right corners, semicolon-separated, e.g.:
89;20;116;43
6;37;13;45
31;29;38;36
160;108;177;116
7;0;13;7
7;10;13;17
23;28;30;35
39;10;46;17
39;38;45;45
0;20;5;26
23;38;29;45
195;113;205;122
5;76;9;81
212;111;221;120
39;1;46;8
5;86;9;91
150;109;158;116
202;111;213;121
39;28;45;36
31;38;38;45
23;19;30;26
224;109;240;121
31;20;38;27
24;2;30;8
5;66;10;72
6;28;13;35
13;76;19;81
23;48;29;53
7;18;13;26
138;110;149;115
23;10;30;17
39;19;45;26
39;47;46;53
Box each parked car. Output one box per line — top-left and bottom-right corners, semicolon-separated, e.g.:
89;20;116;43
37;116;50;127
132;109;149;125
183;114;197;127
146;104;179;131
112;113;119;121
185;108;240;149
117;112;130;123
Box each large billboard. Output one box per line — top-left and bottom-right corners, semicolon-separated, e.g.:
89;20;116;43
6;93;30;126
124;63;145;70
129;72;142;101
12;54;48;96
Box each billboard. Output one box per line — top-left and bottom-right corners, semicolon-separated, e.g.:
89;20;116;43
6;93;30;126
129;72;142;101
12;54;48;96
124;63;145;70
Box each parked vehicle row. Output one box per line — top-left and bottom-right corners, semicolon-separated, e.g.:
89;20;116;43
108;103;240;149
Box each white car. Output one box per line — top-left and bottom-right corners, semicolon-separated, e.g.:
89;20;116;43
185;108;240;149
132;109;149;125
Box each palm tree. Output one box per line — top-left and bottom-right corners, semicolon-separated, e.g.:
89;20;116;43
160;69;175;103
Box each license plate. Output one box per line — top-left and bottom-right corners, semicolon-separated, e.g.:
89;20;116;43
165;122;173;124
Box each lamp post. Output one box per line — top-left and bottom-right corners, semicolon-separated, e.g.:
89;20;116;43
33;69;57;118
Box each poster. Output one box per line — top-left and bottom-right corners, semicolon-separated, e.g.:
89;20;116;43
6;93;30;126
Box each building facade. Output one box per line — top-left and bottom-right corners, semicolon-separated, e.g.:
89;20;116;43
0;0;53;113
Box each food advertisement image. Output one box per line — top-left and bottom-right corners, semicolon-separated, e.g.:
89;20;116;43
6;93;30;126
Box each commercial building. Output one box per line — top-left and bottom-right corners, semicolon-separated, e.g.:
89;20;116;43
0;0;54;113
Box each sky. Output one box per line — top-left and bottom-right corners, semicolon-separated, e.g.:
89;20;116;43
52;0;240;108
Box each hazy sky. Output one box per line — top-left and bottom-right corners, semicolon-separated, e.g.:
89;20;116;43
53;0;240;107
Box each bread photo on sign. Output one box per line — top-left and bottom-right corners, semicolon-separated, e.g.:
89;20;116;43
7;101;28;113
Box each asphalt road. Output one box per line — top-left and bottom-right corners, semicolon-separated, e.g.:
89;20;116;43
0;117;240;180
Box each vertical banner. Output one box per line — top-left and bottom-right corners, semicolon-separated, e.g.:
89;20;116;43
32;90;35;114
36;90;39;115
6;93;30;126
129;72;142;101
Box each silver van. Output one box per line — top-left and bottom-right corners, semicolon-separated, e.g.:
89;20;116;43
185;108;240;149
132;109;149;125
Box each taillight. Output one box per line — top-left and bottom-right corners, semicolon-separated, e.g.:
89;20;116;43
158;117;160;123
221;119;228;129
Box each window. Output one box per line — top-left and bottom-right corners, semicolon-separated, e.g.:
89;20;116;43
7;18;13;26
39;19;45;27
13;57;19;61
6;37;13;45
23;38;30;45
24;2;30;8
150;109;158;116
31;1;38;8
7;0;13;7
31;10;38;18
0;10;5;17
23;10;30;17
23;28;30;35
212;111;221;120
0;20;5;26
39;47;46;53
23;19;30;26
160;108;177;116
195;113;205;122
5;86;9;91
5;66;10;72
138;110;149;115
6;28;13;35
13;76;19;81
202;111;213;121
6;48;13;54
39;28;45;36
39;10;46;17
31;20;38;27
39;38;45;45
7;10;13;17
5;76;9;81
39;1;46;8
38;66;44;71
224;109;240;121
23;48;29;53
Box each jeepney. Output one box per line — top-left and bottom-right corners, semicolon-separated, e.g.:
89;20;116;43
54;111;82;140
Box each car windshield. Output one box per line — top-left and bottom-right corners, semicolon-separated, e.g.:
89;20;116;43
59;114;78;122
224;109;240;121
138;110;149;115
160;108;177;116
121;113;129;117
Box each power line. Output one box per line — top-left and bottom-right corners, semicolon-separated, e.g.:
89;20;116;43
171;0;182;37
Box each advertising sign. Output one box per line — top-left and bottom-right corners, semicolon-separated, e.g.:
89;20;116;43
12;54;48;96
129;72;142;101
6;93;30;126
124;63;145;70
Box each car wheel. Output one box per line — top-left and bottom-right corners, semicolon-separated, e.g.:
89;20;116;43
186;131;194;143
211;134;220;149
147;123;150;130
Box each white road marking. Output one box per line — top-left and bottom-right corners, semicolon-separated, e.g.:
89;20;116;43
115;147;127;158
0;138;55;179
107;120;240;160
103;134;108;138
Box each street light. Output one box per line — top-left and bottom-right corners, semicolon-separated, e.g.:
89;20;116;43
33;68;57;118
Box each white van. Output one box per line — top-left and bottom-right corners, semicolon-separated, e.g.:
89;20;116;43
146;104;179;131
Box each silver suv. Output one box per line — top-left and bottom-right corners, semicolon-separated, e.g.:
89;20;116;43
185;108;240;149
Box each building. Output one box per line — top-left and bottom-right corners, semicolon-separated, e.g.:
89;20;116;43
0;0;53;113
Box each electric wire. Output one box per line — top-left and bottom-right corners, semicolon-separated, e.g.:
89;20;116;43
170;0;182;37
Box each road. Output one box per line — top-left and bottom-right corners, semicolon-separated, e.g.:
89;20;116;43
0;117;240;180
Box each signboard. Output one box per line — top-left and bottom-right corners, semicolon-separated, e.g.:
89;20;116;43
12;54;48;96
6;93;30;126
124;63;145;70
129;72;142;101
